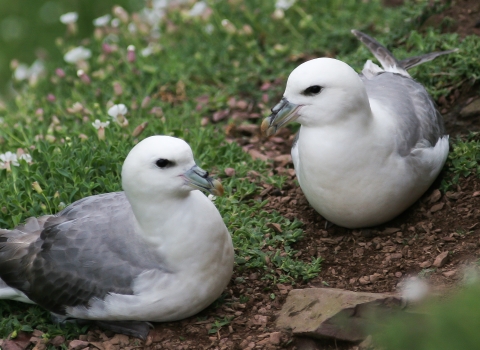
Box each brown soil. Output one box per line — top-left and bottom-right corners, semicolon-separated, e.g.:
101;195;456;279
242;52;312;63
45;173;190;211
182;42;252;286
3;2;479;350
422;0;480;38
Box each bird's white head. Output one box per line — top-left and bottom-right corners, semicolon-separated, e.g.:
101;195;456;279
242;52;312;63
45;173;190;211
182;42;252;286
122;136;223;199
261;58;369;135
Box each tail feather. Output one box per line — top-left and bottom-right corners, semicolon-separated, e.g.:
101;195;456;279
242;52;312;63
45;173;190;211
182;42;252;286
352;30;457;78
399;49;459;70
351;29;406;75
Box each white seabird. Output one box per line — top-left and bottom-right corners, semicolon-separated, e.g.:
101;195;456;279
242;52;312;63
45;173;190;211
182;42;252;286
261;30;455;229
0;136;234;338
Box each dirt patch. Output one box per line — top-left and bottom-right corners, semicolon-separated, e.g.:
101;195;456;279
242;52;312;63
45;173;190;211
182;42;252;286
422;0;480;38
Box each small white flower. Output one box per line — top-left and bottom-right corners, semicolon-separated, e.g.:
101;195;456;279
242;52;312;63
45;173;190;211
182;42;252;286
275;0;295;9
0;151;19;169
204;23;214;34
19;153;32;163
108;104;129;127
64;46;92;64
60;12;78;24
108;104;128;118
141;8;163;27
13;60;45;81
188;1;208;17
29;60;45;77
221;19;236;34
128;23;137;33
152;0;169;10
93;14;111;27
141;45;153;57
14;64;30;81
111;18;121;28
92;119;110;129
208;194;217;201
104;34;119;43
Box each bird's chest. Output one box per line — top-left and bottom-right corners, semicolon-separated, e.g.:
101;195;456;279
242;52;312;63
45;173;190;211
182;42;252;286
294;129;399;201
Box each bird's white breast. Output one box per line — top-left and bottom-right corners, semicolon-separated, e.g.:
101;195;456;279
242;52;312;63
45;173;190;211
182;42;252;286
294;111;448;228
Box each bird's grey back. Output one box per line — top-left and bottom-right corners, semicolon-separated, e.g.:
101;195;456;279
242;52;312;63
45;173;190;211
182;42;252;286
361;72;445;156
0;192;168;314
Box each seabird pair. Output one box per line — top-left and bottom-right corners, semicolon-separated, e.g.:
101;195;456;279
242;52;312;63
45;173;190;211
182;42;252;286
0;30;454;337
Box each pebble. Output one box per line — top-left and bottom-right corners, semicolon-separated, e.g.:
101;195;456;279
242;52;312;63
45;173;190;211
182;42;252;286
428;189;442;203
443;270;457;277
419;261;432;268
68;340;89;350
50;336;66;347
430;202;445;213
369;273;382;282
269;332;282;345
459;98;480;117
433;251;449;268
224;167;236;177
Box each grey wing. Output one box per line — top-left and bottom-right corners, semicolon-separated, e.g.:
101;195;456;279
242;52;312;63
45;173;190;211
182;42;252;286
361;73;446;156
0;192;168;315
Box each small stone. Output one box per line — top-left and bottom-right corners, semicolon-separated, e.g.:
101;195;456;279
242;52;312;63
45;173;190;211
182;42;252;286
269;332;281;345
273;154;292;164
460;98;480;118
445;191;462;200
473;191;480;197
30;337;41;344
390;253;403;260
32;340;47;350
267;222;282;233
248;149;268;161
111;334;129;347
430;202;445;213
359;276;370;285
254;314;268;325
428;189;441;203
102;340;119;350
419;261;432;268
224;167;235;177
50;336;66;347
395;272;403;278
382;227;401;235
212;110;229;122
443;270;457;277
69;340;89;350
433;251;449;268
32;330;44;337
89;342;105;350
369;273;382;282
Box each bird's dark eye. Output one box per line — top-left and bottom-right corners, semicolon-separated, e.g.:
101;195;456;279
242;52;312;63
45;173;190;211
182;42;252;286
303;85;322;96
155;158;172;168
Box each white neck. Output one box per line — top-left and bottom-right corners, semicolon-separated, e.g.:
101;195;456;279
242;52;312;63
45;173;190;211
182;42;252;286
125;190;227;270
